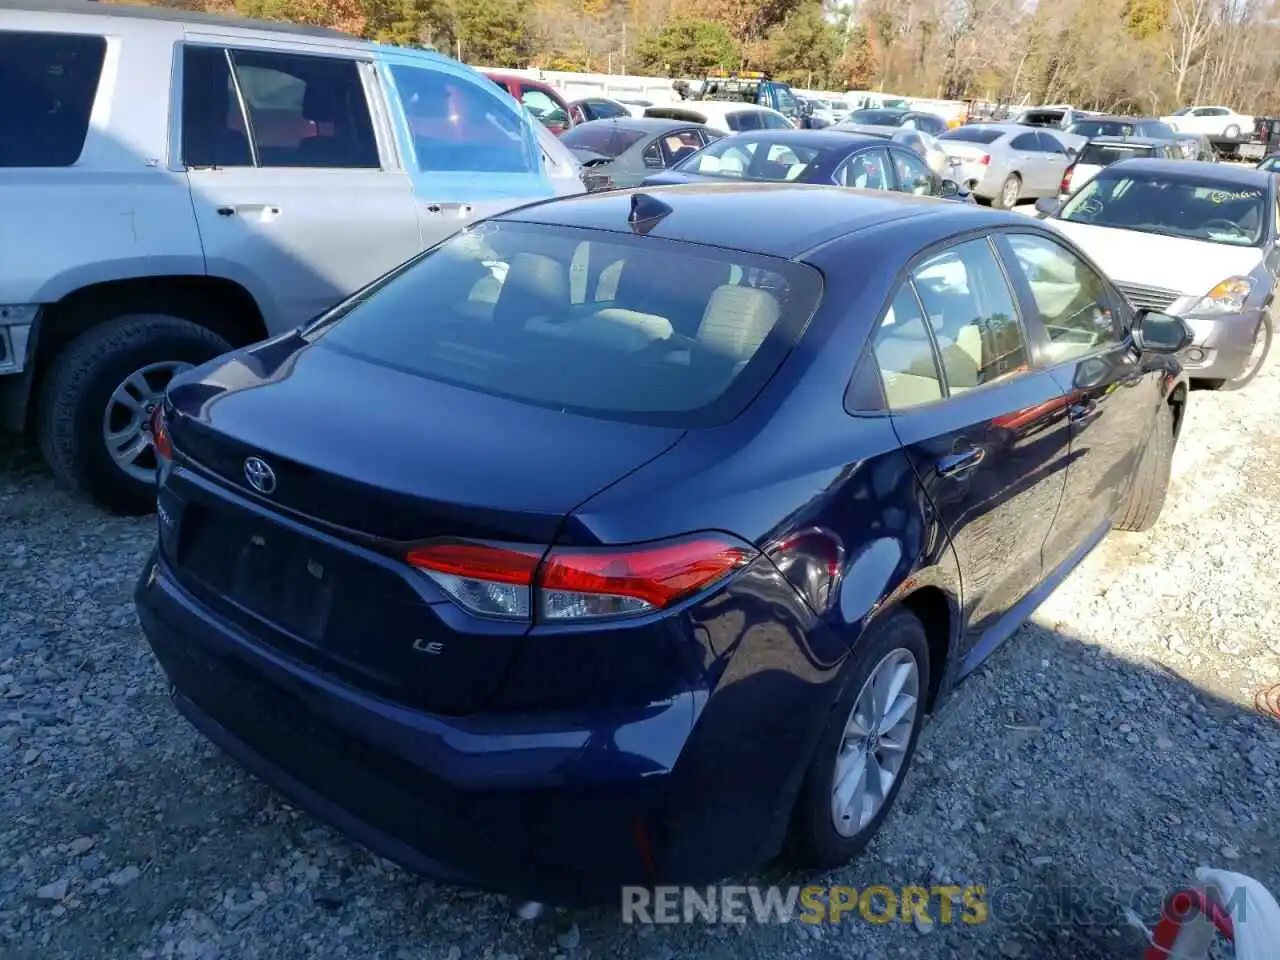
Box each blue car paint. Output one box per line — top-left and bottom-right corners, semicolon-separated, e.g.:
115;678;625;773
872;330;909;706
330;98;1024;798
373;48;556;203
135;184;1187;906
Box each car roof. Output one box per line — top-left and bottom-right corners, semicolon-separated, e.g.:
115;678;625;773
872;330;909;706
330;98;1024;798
0;0;352;39
495;182;1016;260
1105;157;1275;187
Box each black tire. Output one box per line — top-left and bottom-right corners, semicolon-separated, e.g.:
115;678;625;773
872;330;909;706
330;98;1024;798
1114;399;1176;533
787;609;931;870
993;174;1021;210
36;314;231;515
1203;313;1272;392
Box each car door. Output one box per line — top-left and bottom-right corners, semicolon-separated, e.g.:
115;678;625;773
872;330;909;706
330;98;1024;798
378;55;554;250
1006;132;1049;192
867;235;1071;670
994;230;1156;574
180;42;422;334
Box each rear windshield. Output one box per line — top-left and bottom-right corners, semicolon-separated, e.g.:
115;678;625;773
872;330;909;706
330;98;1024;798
939;127;1004;144
560;123;648;158
676;136;825;180
1079;143;1154;165
304;221;823;428
1069;120;1134;137
848;109;904;126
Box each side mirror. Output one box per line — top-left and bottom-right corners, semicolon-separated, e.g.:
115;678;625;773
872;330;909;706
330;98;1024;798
1035;196;1061;217
938;178;960;198
1132;309;1194;354
1067;146;1079;158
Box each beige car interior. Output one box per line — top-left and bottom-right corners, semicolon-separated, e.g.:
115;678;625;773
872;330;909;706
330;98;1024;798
468;246;783;379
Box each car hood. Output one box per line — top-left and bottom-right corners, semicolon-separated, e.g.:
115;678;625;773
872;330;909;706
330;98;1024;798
1046;219;1264;295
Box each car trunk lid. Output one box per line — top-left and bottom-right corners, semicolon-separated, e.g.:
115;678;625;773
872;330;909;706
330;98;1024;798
163;334;685;715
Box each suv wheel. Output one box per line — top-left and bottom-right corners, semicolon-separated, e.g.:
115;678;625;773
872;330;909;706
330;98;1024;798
37;314;231;514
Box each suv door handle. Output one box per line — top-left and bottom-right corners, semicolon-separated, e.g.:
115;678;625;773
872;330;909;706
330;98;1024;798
935;446;986;478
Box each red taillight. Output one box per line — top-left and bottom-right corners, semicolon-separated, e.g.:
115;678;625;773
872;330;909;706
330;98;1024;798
978;153;990;166
1060;165;1075;194
151;405;173;461
406;534;755;622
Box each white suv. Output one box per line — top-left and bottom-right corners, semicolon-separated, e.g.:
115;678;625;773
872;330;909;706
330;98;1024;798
0;0;581;513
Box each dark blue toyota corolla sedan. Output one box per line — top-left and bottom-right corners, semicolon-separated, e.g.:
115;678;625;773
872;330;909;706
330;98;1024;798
136;183;1191;906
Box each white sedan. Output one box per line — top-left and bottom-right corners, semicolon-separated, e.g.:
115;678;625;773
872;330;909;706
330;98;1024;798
1161;106;1254;140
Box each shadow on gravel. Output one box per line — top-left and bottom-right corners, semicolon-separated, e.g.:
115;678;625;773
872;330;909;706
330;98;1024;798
2;511;1277;960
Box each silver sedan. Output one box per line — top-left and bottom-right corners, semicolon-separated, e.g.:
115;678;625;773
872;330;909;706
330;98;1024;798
935;124;1076;209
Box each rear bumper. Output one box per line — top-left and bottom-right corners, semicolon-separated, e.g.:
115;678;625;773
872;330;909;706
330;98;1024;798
135;550;829;905
1179;308;1266;381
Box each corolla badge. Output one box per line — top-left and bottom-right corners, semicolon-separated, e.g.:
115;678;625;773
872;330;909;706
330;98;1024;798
243;456;277;495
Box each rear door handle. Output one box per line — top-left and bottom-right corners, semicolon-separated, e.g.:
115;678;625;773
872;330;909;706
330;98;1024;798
1068;401;1102;424
935;446;986;478
218;204;281;219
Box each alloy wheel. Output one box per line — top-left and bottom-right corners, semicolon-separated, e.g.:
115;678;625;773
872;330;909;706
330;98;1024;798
101;360;194;482
830;648;921;838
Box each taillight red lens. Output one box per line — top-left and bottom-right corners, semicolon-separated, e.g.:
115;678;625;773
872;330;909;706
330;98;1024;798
406;535;755;622
978;153;990;166
1060;165;1074;194
540;536;755;620
151;405;173;461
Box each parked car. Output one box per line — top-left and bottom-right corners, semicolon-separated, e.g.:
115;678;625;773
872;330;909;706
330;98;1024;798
835;107;950;137
644;101;794;133
640;129;967;201
1057;137;1184;200
1065;115;1179;142
485;72;574;135
1161;106;1255;140
1174;132;1218;162
561;118;726;191
137;183;1190;907
0;0;577;514
936;124;1075;209
1037;159;1276;389
567;96;636;124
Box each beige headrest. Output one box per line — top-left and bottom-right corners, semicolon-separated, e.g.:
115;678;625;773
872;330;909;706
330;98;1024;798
496;253;567;322
696;285;781;363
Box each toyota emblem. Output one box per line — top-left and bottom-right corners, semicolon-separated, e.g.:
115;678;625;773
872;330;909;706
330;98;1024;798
243;456;277;495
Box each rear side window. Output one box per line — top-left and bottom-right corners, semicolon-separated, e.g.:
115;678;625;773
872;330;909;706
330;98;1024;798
731;111;762;131
305;221;823;428
560;123;648;158
0;31;106;167
182;46;379;168
390;65;535;173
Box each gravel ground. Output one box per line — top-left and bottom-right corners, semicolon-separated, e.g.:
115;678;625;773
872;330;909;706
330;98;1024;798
3;362;1279;960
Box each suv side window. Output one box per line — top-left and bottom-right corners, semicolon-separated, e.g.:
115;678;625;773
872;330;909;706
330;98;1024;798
912;239;1030;391
182;46;253;167
389;65;535;174
0;31;107;167
229;49;379;168
1003;233;1124;363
